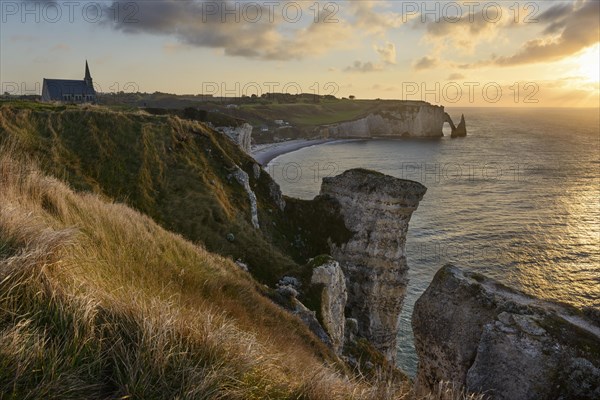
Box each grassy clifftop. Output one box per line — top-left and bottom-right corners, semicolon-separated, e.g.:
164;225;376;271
226;99;432;131
237;99;380;127
0;101;322;285
99;93;432;130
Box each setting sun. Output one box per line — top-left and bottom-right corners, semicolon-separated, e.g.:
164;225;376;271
576;44;600;83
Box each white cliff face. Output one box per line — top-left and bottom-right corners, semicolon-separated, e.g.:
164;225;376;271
232;167;259;229
321;102;449;138
311;259;347;354
320;169;427;362
413;264;600;400
217;123;253;153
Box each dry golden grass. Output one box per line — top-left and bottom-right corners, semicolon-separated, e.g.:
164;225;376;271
0;147;409;399
421;382;488;400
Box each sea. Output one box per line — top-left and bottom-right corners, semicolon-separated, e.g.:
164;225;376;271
266;107;600;376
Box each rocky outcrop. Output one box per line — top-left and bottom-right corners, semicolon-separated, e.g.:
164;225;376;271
217;123;253;153
443;112;456;131
276;274;336;349
252;163;261;180
320;169;427;362
451;114;467;138
319;102;455;138
231;167;259;229
311;258;347;353
268;180;286;211
292;298;333;348
413;264;600;400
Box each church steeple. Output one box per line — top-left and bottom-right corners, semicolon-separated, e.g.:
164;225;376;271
84;60;93;88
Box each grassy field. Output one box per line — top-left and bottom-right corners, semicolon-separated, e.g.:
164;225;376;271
95;92;389;128
238;99;381;127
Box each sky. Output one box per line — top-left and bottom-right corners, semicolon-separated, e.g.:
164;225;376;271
1;0;599;107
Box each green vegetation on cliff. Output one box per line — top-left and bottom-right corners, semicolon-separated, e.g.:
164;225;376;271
0;101;350;286
237;99;379;127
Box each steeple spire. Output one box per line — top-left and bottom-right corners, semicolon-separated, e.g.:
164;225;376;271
84;60;93;88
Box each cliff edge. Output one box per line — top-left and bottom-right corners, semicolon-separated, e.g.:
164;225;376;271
216;122;253;153
413;264;600;399
320;169;427;362
318;102;465;138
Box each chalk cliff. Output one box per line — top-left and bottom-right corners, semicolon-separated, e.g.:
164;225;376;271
320;169;427;362
217;123;253;153
413;264;600;400
231;166;259;229
319;102;459;138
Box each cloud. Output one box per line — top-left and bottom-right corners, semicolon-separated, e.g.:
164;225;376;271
424;12;494;38
447;73;465;80
26;0;400;63
284;18;354;60
487;0;600;66
341;0;408;76
344;41;397;72
99;0;352;61
375;42;397;65
413;56;438;70
347;1;403;36
419;10;509;54
345;61;383;73
449;0;600;69
538;3;575;28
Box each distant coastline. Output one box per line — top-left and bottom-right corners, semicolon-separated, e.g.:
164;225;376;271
251;139;337;166
251;136;449;167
